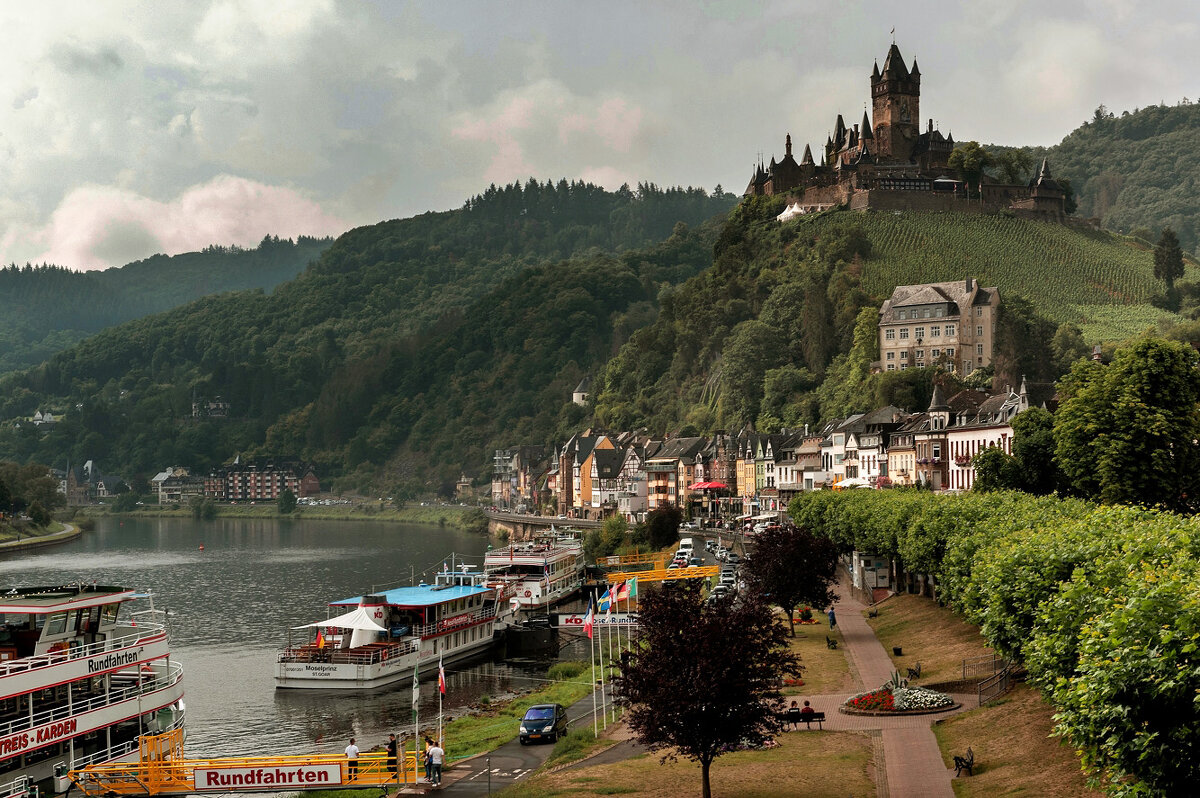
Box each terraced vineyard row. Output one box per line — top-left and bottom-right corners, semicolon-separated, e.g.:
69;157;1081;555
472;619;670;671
823;210;1193;340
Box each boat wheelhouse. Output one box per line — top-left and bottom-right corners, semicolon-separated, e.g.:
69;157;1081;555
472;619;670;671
276;568;507;690
0;585;184;798
483;532;584;611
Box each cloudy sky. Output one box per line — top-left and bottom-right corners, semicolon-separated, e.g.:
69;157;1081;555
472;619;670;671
1;0;1194;271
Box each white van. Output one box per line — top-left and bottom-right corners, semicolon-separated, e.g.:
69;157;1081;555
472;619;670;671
677;537;694;553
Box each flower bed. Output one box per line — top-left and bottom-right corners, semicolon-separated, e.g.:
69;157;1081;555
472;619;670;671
841;684;958;716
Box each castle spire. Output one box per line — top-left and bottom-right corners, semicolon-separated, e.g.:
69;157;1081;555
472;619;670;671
1038;157;1052;180
910;58;920;78
861;110;873;138
785;133;792;157
881;43;909;78
871;60;880;81
801;143;814;165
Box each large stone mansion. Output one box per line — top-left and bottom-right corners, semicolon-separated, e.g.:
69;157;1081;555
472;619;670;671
744;43;1066;220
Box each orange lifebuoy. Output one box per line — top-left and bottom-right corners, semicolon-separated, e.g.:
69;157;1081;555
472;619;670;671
524;590;532;598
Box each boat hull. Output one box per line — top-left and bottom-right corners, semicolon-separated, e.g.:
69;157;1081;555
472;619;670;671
275;634;493;690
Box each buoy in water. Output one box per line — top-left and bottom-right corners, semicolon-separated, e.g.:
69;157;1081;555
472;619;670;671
198;544;205;551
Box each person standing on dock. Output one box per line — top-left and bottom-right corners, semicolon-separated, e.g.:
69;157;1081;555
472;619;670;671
427;739;445;786
386;733;399;778
345;737;359;781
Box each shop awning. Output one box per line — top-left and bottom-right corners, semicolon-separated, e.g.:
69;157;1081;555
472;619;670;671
687;481;728;490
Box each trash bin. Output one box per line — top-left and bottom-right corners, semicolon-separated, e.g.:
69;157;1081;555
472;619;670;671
893;646;903;656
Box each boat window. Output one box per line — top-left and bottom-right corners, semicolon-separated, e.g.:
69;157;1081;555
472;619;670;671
45;611;68;636
102;604;120;624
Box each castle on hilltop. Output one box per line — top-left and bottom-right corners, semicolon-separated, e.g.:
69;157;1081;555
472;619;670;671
745;43;1067;221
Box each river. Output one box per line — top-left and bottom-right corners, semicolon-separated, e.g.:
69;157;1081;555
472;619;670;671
0;516;549;759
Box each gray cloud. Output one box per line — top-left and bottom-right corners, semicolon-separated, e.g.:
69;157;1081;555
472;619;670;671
0;1;1195;270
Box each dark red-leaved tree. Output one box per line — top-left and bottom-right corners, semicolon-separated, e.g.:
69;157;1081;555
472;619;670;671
743;524;840;636
612;581;800;798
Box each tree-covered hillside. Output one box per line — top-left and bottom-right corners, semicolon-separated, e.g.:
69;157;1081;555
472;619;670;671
0;236;332;373
0;181;735;487
1006;102;1200;254
595;199;1182;438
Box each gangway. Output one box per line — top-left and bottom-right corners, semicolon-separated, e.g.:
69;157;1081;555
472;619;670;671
70;730;422;796
606;566;719;584
601;551;667;570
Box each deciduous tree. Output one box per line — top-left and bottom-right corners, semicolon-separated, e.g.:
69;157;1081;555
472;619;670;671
613;582;800;798
742;524;840;635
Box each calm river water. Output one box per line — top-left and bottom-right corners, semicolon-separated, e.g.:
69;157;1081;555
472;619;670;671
0;516;546;759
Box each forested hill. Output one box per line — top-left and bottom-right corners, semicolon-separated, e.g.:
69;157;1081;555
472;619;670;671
595;198;1193;439
0;236;332;373
0;181;734;491
1013;102;1200;253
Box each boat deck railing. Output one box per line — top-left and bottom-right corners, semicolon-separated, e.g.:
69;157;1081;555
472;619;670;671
0;610;167;678
0;661;183;739
279;637;420;666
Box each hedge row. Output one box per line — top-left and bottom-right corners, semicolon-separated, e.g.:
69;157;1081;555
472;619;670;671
789;489;1200;797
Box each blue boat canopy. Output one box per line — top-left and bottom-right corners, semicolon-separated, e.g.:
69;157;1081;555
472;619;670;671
331;583;492;608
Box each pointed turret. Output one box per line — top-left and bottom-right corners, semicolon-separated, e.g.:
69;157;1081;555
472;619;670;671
871;60;881;81
881;43;909;78
834;114;847;143
928;383;949;412
785;133;792;157
910;59;920;78
1037;158;1052;181
801;143;814;165
861;111;873;138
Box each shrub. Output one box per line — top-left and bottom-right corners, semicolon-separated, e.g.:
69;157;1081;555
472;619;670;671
547;661;587;681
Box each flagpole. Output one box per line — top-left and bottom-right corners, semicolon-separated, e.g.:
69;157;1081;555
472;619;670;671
437;656;443;748
589;600;598;736
597;591;607;731
412;663;420;785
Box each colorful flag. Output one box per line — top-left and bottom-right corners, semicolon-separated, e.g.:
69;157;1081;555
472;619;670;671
597;588;612;614
315;629;326;649
438;657;446;694
626;577;638;599
412;662;420;711
614;580;630;603
583;597;595;639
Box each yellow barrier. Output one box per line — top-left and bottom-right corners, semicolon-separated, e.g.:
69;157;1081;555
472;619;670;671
606;566;719;583
71;730;425;796
602;551;668;569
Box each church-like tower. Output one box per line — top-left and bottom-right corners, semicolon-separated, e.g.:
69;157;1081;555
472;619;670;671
870;44;921;161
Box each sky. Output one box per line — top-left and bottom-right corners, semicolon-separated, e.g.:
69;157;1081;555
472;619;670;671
1;0;1195;271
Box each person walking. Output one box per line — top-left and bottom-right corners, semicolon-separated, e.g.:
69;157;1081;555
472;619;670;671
385;733;399;779
827;605;837;629
344;738;359;781
427;739;445;786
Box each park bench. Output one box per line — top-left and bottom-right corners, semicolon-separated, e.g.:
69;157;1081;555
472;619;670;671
906;661;922;680
867;606;879;618
954;747;975;777
826;636;838;650
798;711;825;730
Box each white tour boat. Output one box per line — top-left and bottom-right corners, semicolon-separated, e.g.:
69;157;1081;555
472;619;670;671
276;566;510;690
483;532;584;611
0;584;185;798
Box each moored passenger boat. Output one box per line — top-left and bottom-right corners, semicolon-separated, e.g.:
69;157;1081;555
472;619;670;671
483;531;584;610
276;566;510;690
0;585;185;797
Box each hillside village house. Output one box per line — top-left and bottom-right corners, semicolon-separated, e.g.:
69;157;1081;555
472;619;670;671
878;278;1000;375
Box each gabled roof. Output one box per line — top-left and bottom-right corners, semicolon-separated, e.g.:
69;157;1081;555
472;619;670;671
592;448;625;479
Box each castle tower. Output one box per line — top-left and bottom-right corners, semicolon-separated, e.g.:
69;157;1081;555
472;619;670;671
870;43;921;161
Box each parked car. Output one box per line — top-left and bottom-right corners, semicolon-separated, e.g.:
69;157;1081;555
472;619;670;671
715;546;729;560
705;540;717;552
725;552;741;565
519;703;568;744
689;556;703;567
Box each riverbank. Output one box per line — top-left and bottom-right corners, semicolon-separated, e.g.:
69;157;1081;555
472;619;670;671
75;503;487;530
0;521;81;553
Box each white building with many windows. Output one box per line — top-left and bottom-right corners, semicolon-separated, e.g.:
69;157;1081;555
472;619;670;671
878;278;1000;375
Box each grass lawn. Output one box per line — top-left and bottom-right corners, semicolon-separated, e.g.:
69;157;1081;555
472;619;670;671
782;620;852;696
495;730;876;797
865;594;993;684
440;678;594;763
932;684;1099;797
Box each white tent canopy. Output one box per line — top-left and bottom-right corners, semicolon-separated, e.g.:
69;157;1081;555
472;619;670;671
293;605;389;632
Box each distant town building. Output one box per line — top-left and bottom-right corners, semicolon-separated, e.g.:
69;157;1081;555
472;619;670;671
572;377;591;406
192;396;231;419
205;457;319;501
878;277;1000;375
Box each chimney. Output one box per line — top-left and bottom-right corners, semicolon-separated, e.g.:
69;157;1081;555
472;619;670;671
928;118;933;133
965;276;974;292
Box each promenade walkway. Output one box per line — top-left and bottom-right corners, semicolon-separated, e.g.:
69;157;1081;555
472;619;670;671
794;579;964;798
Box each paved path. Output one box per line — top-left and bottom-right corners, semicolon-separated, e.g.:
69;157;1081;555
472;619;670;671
785;579;960;798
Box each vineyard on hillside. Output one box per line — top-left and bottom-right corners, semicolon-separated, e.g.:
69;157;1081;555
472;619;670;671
807;210;1195;341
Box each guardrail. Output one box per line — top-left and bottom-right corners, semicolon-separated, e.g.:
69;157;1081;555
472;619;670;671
962;653;1008;681
0;611;167;678
0;661;184;738
977;666;1012;705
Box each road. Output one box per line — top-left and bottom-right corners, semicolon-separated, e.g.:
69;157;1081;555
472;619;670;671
441;692;606;795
